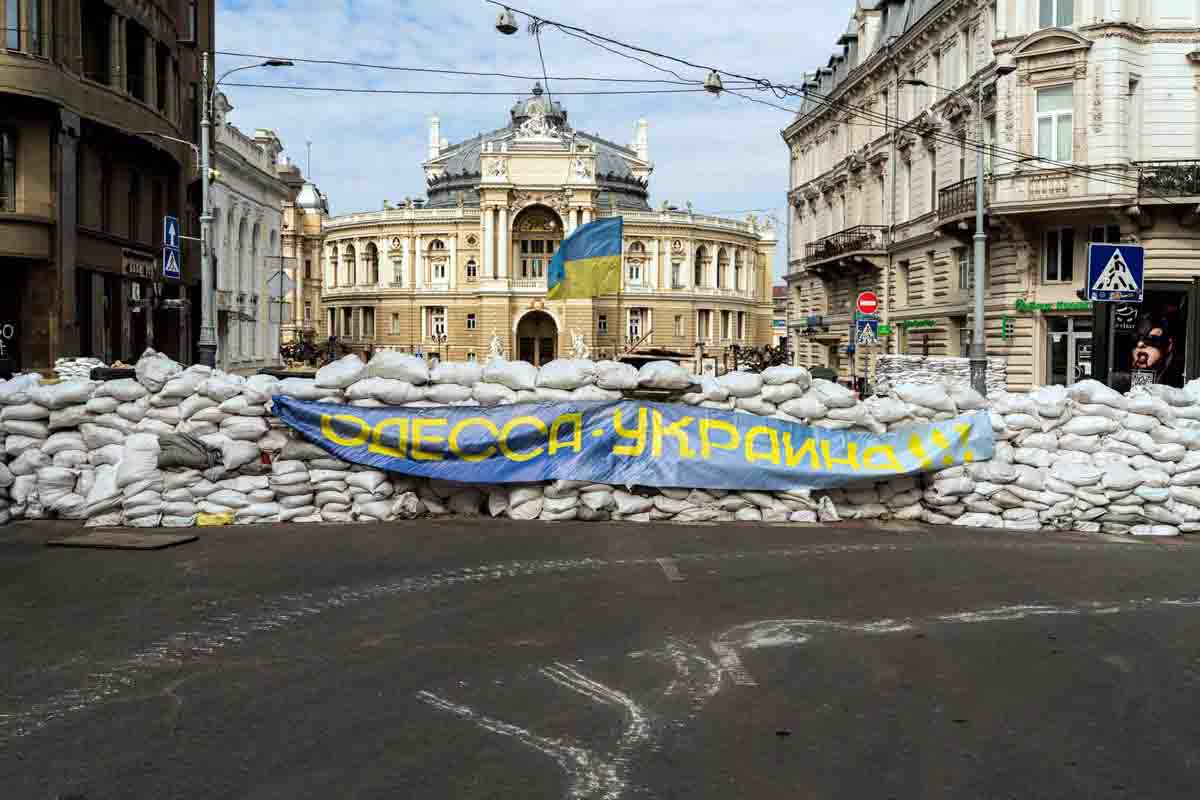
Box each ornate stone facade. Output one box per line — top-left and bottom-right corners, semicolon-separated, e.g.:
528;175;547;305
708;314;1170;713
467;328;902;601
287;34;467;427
307;85;776;366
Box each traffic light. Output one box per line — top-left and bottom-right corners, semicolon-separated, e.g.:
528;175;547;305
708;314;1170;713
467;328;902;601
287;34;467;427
1001;315;1014;342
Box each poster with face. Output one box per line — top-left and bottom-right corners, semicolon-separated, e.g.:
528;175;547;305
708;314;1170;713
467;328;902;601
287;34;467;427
1110;290;1188;392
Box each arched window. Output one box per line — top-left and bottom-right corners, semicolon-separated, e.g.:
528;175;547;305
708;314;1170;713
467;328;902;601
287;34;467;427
511;206;563;282
344;243;357;285
250;222;260;293
366;243;379;284
428;239;448;281
328;245;338;288
693;245;707;288
466;259;478;280
734;251;744;292
236;217;247;294
627;241;645;284
716;247;729;289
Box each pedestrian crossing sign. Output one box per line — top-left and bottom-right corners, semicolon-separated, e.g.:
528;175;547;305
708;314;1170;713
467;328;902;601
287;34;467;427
1087;243;1143;303
855;317;879;347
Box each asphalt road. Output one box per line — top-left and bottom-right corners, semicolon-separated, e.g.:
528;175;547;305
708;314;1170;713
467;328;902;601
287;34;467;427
3;518;1200;799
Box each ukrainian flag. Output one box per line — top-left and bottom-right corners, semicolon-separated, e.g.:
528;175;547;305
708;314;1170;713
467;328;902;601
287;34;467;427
546;216;623;300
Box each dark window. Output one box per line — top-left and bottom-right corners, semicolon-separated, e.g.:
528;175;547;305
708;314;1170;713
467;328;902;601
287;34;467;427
184;0;197;42
80;0;111;83
128;170;141;242
1044;227;1075;283
125;20;146;101
151;179;163;244
156;43;169;113
100;160;112;231
1090;224;1121;244
0;129;14;212
29;0;40;56
304;259;312;279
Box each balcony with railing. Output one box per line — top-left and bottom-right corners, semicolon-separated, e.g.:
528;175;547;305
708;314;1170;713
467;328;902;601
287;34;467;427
803;225;889;268
1138;160;1200;198
938;176;992;219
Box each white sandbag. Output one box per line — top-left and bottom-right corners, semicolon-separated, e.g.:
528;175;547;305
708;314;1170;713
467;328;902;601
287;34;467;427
115;433;161;488
220;440;260;472
42;431;85;455
1101;464;1143;492
425;383;474;405
47;405;93;431
221;416;269;442
1059;434;1100;454
487;488;509;517
2;419;48;438
595;361;639;391
30;380;97;410
735;396;777;416
761;383;805;405
535;359;596;391
1128;396;1174;426
0;373;41;405
718;371;763;399
94;378;148;403
788;509;818;523
826;404;884;434
135;352;182;392
279;494;315;510
471;382;517;408
894;382;956;414
948;385;988;411
614;490;654;515
637;361;692;390
810;380;857;409
218;396;268;417
762;365;811;389
366;352;429;384
779;396;827;420
1069;379;1127;410
1131;524;1179;537
89;443;124;467
275;378;326;401
1;402;48;421
5;435;40;458
315;355;367;389
1055;463;1102;487
1060;416;1119;437
159;370;206;399
446;489;483;515
84;396;120;415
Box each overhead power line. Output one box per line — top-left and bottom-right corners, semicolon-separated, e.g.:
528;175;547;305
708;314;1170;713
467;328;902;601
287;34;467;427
223;82;717;96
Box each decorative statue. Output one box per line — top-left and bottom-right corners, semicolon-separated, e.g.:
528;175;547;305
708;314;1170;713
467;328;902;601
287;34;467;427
573;156;592;180
570;329;590;360
686;201;693;214
488;330;505;360
455;191;465;208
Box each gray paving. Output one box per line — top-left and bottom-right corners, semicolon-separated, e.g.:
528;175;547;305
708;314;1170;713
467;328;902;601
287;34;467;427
2;519;1199;799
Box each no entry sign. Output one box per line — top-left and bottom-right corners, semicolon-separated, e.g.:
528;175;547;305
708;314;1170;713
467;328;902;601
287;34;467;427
857;291;879;316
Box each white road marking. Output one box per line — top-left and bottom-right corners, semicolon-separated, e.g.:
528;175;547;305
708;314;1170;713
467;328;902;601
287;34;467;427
710;642;757;687
416;691;607;800
656;558;684;582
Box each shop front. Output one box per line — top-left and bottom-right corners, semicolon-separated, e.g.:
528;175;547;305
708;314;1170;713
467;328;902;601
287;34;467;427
1092;281;1200;394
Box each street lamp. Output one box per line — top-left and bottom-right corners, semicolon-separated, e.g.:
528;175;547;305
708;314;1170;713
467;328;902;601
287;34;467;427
197;55;294;367
900;64;1015;396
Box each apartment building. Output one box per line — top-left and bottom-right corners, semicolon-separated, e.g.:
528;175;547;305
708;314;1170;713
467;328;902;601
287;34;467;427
0;0;214;371
784;0;1200;392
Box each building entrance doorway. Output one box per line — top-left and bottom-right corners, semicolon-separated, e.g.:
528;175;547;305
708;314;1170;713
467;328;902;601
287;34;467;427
516;310;557;366
1046;316;1092;386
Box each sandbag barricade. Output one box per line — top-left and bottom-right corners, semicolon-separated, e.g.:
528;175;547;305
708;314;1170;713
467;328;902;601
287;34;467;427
1;349;1200;537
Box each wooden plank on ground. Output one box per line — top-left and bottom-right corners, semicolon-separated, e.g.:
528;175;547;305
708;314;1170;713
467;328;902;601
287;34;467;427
46;531;198;551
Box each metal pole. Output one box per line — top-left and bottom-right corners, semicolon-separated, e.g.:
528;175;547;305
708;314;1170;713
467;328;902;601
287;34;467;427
197;51;217;367
969;80;987;396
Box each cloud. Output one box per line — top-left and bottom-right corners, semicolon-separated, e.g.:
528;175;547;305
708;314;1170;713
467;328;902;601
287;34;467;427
216;0;853;278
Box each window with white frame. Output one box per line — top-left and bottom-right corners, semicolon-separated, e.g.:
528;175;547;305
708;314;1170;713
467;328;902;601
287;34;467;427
598;314;608;335
956;318;972;356
1039;0;1072;28
928;146;938;214
942;41;958;89
628;308;647;342
466;313;476;330
627;242;644;284
964;27;974;78
984;116;997;172
427;306;447;338
363;307;375;339
674;314;684;337
721;310;733;340
899;158;910;221
697;309;712;341
343;308;353;338
1036;85;1073;161
1043;227;1075;283
958;248;971;291
671;261;682;288
628;259;641;284
465;259;477;280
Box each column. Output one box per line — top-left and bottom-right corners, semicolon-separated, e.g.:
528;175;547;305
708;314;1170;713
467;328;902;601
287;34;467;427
357;239;367;285
144;31;157;109
650;240;660;289
582;208;593;225
414;235;424;289
403;237;412;287
448;235;457;289
483;207;494;279
377;238;387;288
497;206;509;279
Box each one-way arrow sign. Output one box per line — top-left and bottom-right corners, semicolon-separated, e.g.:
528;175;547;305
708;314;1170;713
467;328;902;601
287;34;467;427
163;215;181;280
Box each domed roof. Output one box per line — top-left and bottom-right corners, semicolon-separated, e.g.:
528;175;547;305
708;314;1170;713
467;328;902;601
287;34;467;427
510;82;567;127
295;182;327;213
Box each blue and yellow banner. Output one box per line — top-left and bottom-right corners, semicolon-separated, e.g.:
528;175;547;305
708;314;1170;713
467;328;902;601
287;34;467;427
546;216;622;299
272;396;994;491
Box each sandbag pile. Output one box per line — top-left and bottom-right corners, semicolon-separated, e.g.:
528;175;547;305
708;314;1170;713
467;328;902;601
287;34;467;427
54;357;106;381
874;354;1008;397
5;350;1200;538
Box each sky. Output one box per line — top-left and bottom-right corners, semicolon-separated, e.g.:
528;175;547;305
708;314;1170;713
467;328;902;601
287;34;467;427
215;0;854;280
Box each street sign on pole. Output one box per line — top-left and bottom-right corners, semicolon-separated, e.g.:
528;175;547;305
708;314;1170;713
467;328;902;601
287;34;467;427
856;291;879;316
162;215;181;280
1087;243;1143;303
855;317;879;347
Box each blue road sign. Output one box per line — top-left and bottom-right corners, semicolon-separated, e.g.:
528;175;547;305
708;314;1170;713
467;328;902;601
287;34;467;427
1087;243;1143;303
855;316;880;347
163;215;181;280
